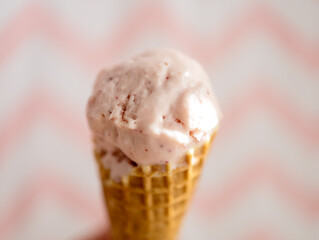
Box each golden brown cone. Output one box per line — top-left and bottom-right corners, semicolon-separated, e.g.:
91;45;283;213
95;130;217;240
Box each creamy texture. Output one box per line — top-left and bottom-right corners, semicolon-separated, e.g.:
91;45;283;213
87;48;220;169
99;144;135;181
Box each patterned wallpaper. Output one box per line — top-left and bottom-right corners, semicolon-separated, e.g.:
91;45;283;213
0;1;318;239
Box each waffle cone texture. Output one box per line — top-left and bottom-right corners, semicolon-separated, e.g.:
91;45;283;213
95;130;217;240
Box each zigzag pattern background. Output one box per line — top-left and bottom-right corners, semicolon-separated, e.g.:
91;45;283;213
1;3;318;70
0;1;318;239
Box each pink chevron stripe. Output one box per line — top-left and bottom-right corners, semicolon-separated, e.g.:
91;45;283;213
219;83;319;146
0;170;106;240
0;3;318;70
1;83;318;164
0;88;90;163
76;229;110;240
195;158;319;219
78;228;285;240
0;159;315;239
242;228;285;240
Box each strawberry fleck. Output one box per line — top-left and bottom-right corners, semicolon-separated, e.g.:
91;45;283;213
102;113;105;117
175;118;184;125
115;96;118;100
139;130;143;133
162;115;166;119
145;149;148;152
189;129;200;141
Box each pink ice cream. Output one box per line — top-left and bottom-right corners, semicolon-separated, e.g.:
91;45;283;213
87;48;220;176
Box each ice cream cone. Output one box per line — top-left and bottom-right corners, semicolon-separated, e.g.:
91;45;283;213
95;130;217;240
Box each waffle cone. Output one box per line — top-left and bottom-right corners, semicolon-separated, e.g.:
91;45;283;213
95;130;217;240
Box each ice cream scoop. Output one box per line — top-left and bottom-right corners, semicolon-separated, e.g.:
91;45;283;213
87;48;220;172
87;48;221;240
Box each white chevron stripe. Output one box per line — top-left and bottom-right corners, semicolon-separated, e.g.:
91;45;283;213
206;121;318;191
185;186;317;240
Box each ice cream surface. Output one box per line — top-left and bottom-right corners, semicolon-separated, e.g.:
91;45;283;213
87;48;220;173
